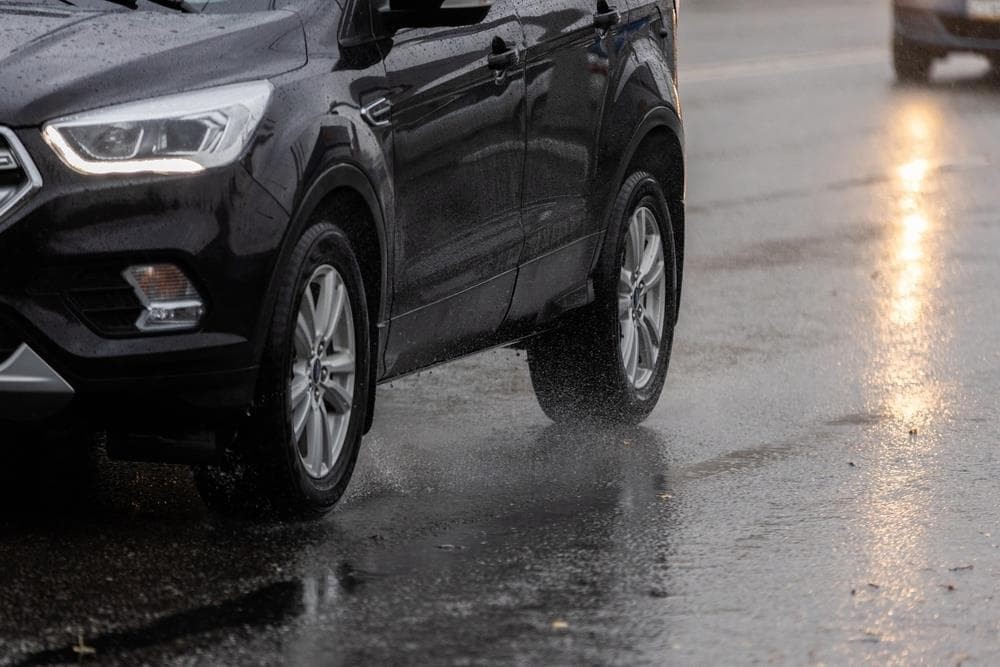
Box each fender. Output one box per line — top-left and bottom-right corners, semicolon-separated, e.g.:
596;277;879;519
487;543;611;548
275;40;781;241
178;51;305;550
610;106;684;195
253;160;390;348
591;42;684;248
585;16;686;317
280;161;390;325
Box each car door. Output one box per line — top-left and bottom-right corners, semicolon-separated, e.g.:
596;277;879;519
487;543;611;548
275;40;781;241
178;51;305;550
505;0;622;326
376;4;527;377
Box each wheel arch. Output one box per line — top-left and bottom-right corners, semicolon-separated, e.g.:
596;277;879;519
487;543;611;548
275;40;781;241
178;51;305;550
259;162;389;432
265;161;389;323
296;164;389;326
600;106;686;320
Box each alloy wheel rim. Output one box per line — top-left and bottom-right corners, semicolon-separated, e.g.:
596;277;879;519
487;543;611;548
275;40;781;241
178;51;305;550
289;265;356;479
618;205;666;390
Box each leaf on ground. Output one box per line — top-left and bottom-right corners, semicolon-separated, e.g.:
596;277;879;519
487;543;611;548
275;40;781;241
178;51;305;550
72;632;96;658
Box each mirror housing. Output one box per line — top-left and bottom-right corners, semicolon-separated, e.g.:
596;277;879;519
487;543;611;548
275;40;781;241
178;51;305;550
378;0;492;30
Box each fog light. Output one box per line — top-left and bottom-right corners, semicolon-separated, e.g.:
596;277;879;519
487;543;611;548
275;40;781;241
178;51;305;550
123;264;205;332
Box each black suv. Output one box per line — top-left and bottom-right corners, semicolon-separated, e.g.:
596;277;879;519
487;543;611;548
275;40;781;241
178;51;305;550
0;0;684;516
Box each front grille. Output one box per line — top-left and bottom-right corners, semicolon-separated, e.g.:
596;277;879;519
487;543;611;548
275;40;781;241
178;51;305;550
0;328;20;362
940;15;1000;41
0;128;41;223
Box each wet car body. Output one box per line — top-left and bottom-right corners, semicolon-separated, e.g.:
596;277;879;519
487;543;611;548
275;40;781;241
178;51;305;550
0;0;683;446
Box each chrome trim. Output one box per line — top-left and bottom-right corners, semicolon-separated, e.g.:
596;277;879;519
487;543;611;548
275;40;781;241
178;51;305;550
360;97;392;128
0;148;17;171
0;127;42;222
0;344;74;397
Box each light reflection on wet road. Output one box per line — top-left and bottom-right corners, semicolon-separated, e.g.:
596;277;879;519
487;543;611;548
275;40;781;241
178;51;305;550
5;0;1000;664
857;99;943;658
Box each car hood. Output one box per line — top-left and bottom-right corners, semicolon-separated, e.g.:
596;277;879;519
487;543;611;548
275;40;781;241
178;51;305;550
0;4;306;126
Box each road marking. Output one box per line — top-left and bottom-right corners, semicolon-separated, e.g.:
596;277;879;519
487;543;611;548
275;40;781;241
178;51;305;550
683;47;886;84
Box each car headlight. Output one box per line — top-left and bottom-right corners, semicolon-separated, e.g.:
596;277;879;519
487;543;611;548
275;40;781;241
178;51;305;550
42;81;273;176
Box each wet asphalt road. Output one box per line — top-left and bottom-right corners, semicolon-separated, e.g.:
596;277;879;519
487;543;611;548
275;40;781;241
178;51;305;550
5;0;1000;664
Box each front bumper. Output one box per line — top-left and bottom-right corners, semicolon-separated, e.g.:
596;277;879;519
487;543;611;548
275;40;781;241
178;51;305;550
0;344;73;421
895;2;1000;55
0;126;290;426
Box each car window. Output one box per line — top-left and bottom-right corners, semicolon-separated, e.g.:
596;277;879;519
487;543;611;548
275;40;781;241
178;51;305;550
340;0;374;45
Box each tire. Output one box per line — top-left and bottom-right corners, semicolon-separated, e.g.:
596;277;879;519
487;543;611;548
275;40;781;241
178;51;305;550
894;37;933;83
195;222;371;519
527;170;677;426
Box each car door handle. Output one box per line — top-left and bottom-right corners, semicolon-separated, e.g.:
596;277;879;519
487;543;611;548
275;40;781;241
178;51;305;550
488;48;518;71
593;3;620;29
488;36;518;71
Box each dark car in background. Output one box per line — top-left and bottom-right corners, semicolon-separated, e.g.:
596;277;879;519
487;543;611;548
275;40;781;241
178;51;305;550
894;0;1000;81
0;0;684;517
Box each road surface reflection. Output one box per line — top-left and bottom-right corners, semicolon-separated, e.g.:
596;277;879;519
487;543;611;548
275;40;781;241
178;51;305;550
859;98;952;657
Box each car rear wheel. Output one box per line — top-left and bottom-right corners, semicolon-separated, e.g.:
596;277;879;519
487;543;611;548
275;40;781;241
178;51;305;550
527;170;677;425
195;223;370;519
894;38;933;83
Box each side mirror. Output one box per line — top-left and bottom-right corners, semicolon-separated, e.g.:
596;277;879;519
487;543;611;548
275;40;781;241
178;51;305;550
378;0;492;30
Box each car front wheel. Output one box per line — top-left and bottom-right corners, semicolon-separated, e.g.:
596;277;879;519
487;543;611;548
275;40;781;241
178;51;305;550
527;170;677;425
195;222;370;518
